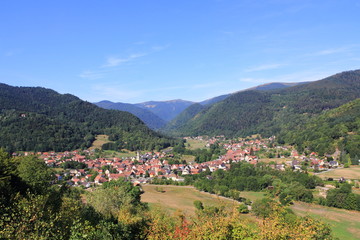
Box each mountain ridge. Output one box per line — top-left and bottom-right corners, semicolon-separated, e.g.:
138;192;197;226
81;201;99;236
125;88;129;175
0;83;177;152
163;70;360;138
94;100;167;130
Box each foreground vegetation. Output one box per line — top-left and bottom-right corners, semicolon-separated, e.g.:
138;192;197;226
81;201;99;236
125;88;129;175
0;149;338;239
143;184;360;240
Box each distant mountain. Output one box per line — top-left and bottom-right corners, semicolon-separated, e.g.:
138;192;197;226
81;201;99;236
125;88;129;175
94;100;166;130
279;98;360;158
198;82;307;106
163;81;308;134
247;82;308;91
0;83;177;152
164;70;360;139
199;94;231;106
161;103;208;134
135;99;194;122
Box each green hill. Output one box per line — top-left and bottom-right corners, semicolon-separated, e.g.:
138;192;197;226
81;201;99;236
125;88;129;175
279;98;360;159
161;103;207;135
166;70;360;139
164;81;309;136
0;83;177;152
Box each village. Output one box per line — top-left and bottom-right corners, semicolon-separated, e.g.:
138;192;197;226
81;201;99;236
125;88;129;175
14;136;343;188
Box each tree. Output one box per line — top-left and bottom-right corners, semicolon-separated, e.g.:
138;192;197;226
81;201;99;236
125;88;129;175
237;203;249;214
16;156;55;194
193;200;204;210
252;198;277;219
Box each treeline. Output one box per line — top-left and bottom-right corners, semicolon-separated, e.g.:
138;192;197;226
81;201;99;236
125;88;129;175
190;162;321;203
319;183;360;211
102;129;179;152
278;98;360;160
0;83;179;152
172;142;226;163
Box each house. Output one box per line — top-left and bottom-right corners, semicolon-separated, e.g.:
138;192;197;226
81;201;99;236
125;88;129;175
292;160;301;170
328;161;339;168
94;175;107;184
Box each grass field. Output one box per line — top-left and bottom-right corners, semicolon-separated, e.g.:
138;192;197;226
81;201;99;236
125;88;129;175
291;202;360;240
239;191;266;202
141;185;240;216
185;139;208;150
89;135;111;150
52;167;64;173
258;157;291;164
99;150;138;158
316;166;360;180
181;154;196;163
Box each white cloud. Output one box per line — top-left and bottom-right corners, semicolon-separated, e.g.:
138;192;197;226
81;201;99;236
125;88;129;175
152;44;171;51
78;44;170;82
311;48;347;56
244;63;285;72
191;82;222;89
307;45;360;57
79;70;108;80
102;53;147;68
4;49;21;57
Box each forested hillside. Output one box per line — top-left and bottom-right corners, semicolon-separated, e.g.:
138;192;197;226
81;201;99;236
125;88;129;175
95;100;167;130
0;84;178;152
278;98;360;159
164;81;309;135
166;70;360;140
161;103;207;134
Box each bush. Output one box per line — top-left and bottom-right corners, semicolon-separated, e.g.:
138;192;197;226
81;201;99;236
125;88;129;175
238;204;249;214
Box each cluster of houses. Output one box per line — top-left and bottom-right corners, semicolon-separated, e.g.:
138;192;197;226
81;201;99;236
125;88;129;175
16;136;342;188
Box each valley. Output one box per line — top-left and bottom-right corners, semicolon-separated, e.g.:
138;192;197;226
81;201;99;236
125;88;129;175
1;70;360;239
2;1;360;238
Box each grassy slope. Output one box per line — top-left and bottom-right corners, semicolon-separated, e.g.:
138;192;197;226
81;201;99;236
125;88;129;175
185;139;208;150
141;185;240;216
89;135;111;150
291;202;360;240
316;166;360;180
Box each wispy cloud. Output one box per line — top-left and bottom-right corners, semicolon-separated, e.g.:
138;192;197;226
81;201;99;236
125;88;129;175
78;70;109;80
220;30;234;35
133;41;146;45
306;45;360;57
152;44;171;51
102;53;147;68
4;49;21;57
79;44;170;80
244;63;285;72
191;82;222;89
310;47;348;56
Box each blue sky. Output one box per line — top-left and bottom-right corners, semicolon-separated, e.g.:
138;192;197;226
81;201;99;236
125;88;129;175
1;0;360;103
